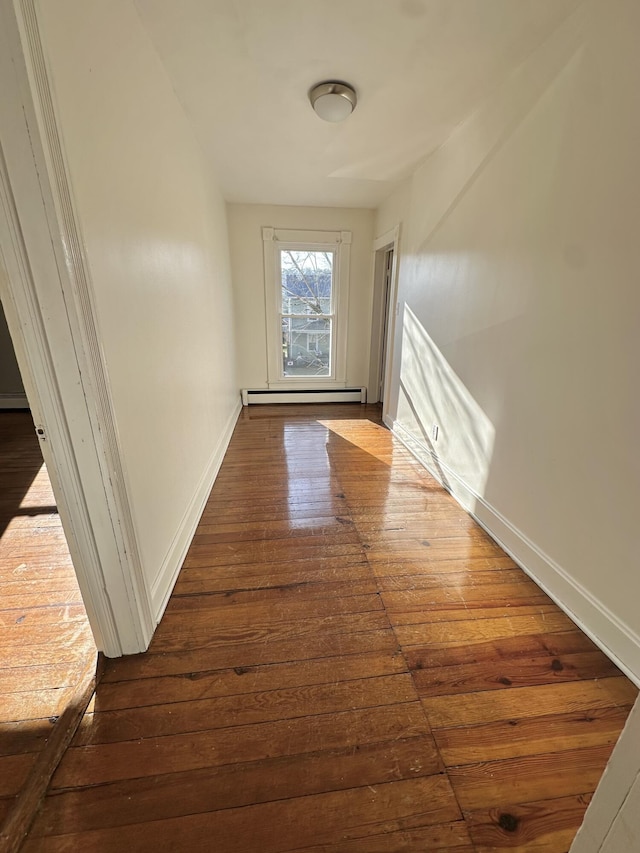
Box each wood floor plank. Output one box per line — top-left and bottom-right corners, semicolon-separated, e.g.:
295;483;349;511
172;563;372;596
433;706;635;764
350;505;467;521
368;555;519;577
0;622;93;649
103;627;401;682
95;649;407;711
404;630;601;669
197;503;348;524
351;498;463;514
286;826;475;853
410;650;621;696
169;577;378;606
421;677;637;729
0;801;15;830
149;610;392;654
182;540;365;569
363;538;506;559
382;581;549;612
0;605;87;627
0;721;52;758
395;610;574;647
447;745;615;810
0;645;90;670
24;776;462;853
0;754;36;798
0;664;89;695
355;522;481;543
0;589;84;610
465;793;592;852
0;565;77;583
191;515;357;543
360;528;495;549
74;673;419;745
377;567;537;591
175;553;370;586
0;688;72;724
159;592;383;626
388;604;560;627
31;736;441;836
55;702;432;788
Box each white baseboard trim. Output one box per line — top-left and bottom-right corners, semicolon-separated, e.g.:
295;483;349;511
150;398;242;620
0;393;29;408
391;420;640;687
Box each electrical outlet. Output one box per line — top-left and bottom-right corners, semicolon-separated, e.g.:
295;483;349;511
432;424;439;441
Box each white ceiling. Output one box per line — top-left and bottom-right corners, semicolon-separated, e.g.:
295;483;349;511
134;0;581;209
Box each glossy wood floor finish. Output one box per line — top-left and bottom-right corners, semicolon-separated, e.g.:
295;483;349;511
25;404;637;852
0;412;95;837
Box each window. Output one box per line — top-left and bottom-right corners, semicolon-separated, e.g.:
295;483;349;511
263;228;351;387
280;249;333;378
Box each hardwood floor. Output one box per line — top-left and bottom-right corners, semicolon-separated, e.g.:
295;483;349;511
0;412;96;848
22;404;638;852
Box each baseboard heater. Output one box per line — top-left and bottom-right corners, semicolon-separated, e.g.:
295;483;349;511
241;387;367;405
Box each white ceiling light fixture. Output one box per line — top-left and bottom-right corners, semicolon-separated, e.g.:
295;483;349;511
309;81;357;122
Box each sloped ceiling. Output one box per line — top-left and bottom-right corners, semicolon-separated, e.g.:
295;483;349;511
134;0;582;208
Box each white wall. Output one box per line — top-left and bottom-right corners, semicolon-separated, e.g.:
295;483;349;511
375;180;411;244
227;204;374;392
37;0;239;612
376;0;640;680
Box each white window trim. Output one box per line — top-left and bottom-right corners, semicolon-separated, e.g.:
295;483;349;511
262;227;351;389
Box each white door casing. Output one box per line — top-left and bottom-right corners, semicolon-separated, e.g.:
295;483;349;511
368;225;400;413
0;0;154;656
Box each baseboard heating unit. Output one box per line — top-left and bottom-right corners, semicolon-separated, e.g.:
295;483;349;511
241;388;367;405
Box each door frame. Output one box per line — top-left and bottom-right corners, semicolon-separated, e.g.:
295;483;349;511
368;225;400;416
0;0;153;656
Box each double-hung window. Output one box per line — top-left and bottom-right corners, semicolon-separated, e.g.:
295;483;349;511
280;248;333;378
262;228;351;387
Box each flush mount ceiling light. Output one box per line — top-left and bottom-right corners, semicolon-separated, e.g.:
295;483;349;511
309;81;357;122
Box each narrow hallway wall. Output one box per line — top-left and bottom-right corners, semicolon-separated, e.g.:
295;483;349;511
377;0;640;679
36;0;239;619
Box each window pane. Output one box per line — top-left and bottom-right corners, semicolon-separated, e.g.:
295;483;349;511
282;317;331;377
280;250;333;315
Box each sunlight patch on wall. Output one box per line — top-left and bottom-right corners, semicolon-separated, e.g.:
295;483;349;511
397;305;495;503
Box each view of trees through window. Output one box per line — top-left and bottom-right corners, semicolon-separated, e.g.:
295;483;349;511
280;250;333;377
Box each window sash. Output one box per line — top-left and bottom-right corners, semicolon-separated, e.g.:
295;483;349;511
277;245;337;381
279;249;335;313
